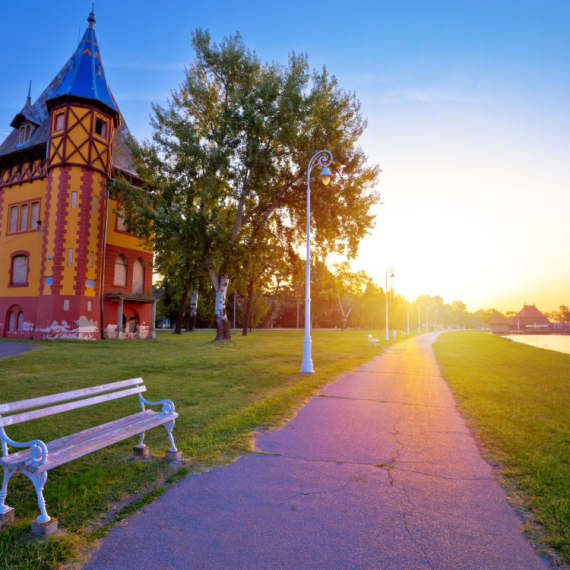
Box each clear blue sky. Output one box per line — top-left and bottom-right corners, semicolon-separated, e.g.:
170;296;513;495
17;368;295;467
2;1;569;312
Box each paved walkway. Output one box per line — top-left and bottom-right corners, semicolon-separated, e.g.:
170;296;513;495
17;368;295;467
84;333;548;569
0;341;37;359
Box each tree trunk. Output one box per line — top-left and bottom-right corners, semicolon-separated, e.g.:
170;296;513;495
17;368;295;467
206;256;232;341
214;275;231;341
187;290;199;332
341;317;347;331
174;287;190;335
242;278;254;337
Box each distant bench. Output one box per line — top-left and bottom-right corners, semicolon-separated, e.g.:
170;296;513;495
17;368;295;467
0;378;180;536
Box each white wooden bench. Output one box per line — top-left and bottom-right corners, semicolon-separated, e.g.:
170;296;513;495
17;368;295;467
0;378;179;535
368;334;379;347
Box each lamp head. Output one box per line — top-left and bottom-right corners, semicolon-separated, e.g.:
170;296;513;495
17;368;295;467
319;166;332;186
390;270;395;279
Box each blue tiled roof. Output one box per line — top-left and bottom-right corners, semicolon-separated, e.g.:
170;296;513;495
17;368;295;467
48;24;118;113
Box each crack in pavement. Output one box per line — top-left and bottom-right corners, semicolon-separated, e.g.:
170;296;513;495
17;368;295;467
318;393;453;409
354;371;443;377
285;479;353;501
389;416;435;570
252;451;491;483
252;450;392;469
393;466;492;482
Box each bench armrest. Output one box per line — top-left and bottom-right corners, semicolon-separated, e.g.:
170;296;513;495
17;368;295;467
1;431;48;467
139;395;175;415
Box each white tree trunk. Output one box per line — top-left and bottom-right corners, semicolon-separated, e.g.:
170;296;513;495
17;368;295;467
214;276;231;340
206;256;232;341
188;290;199;332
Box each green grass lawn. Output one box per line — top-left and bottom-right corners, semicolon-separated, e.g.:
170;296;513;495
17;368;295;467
434;331;570;564
0;329;394;569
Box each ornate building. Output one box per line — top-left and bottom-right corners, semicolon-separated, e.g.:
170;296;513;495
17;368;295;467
0;10;155;339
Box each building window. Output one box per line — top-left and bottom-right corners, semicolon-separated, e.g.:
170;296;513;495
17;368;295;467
19;204;28;232
67;248;74;266
116;205;128;232
87;300;92;312
55;113;65;132
114;255;127;287
95;117;107;138
133;259;144;295
30;201;40;229
18;125;32;144
89;251;94;268
45;276;53;286
8;311;15;332
85;279;95;288
92;196;98;212
63;299;70;311
71;191;78;208
9;206;18;233
7;200;41;234
17;312;24;332
11;255;28;285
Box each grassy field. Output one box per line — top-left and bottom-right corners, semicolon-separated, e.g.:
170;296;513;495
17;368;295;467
434;331;570;565
0;329;394;569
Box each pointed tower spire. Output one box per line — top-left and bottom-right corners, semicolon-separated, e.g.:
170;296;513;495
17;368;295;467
46;7;119;121
9;81;39;128
88;4;96;28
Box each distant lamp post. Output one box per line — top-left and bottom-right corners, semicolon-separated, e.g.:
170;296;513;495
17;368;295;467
418;304;421;334
385;267;395;341
407;304;410;336
300;150;333;374
233;294;240;329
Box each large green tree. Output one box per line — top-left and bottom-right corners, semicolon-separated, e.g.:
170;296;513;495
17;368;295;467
122;30;380;340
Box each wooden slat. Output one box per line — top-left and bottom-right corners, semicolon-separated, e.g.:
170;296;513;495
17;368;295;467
0;386;146;427
0;411;179;473
1;411;156;466
0;378;144;414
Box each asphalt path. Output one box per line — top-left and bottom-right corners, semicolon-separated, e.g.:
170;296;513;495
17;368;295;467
0;341;38;359
83;332;548;569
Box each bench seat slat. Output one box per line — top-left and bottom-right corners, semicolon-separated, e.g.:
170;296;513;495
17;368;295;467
0;386;146;428
0;410;178;473
0;378;144;415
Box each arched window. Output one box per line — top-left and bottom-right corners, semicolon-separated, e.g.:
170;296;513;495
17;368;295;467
8;311;15;332
17;312;24;332
12;255;28;285
114;255;127;287
132;259;144;295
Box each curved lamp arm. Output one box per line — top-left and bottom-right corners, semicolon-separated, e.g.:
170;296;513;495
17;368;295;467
1;431;48;467
308;150;333;178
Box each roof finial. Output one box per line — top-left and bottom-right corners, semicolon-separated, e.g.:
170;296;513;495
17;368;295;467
27;81;32;104
88;4;96;28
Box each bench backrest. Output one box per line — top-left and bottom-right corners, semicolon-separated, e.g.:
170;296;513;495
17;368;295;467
0;378;145;428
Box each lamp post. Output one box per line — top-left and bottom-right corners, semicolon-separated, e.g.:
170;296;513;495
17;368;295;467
233;294;240;330
300;150;333;374
407;304;410;336
385;267;395;341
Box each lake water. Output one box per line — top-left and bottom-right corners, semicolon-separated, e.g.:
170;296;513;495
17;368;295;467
505;334;570;355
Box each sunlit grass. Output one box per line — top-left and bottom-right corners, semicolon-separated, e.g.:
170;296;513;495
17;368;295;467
434;331;570;564
0;329;395;568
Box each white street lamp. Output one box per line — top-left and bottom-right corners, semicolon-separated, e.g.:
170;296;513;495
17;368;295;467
233;294;240;330
300;150;333;374
407;304;410;336
385;267;395;341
